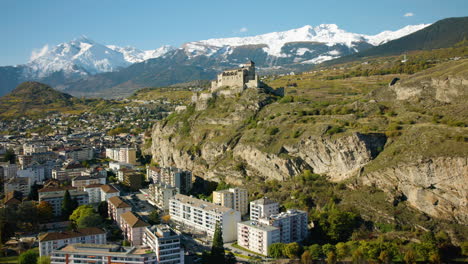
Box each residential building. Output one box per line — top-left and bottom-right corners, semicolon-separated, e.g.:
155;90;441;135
52;163;86;182
4;177;30;196
72;175;106;191
84;184;119;204
250;197;279;221
146;165;160;182
120;211;150;246
106;147;137;165
108;196;132;226
120;169;142;191
0;163;18;180
160;167;192;194
169;194;241;242
38;227;106;256
147;183;177;210
50;244;158;264
213;187;248;215
39;189;89;216
143;225;184;264
58;148;93;161
23;143;49;155
109;161;133;172
237;220;280;256
17;165;46;184
258;209;308;243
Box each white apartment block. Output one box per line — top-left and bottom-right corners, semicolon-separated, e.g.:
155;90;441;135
106;147;137;165
213;187;248;215
143;225;184;264
59;148;94;161
84;184;120;203
50;244;158;264
147;183;178;210
169;194;240;242
109;161;134;172
4;177;30;196
258;209;309;243
39;190;89;216
17;165;46;184
38;227;106;256
23;143;49;155
238;220;280;256
250;197;280;221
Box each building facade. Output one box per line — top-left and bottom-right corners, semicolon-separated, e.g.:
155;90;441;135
143;225;184;264
258;209;308;244
108;196;132;226
250;197;280;221
147;183;178;210
237;220;280;256
211;61;259;91
38;227;106;256
213;187;248;215
169;194;240;242
50;244;158;264
120;211;150;246
39;189;89;216
106;147;137;165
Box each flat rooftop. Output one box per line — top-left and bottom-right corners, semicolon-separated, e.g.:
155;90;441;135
56;243;153;256
239;220;279;232
172;194;233;213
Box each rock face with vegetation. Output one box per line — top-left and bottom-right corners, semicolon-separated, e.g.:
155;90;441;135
151;58;468;225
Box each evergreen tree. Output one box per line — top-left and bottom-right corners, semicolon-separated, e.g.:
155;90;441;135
210;222;225;263
61;190;74;218
97;201;108;218
18;249;38;264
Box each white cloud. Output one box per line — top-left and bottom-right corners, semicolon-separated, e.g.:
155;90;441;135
404;12;414;17
239;27;248;33
30;44;49;61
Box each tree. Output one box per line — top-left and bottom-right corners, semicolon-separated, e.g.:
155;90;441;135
301;250;314;264
404;250;416;264
97;201;108;219
322;244;335;254
4;148;15;164
148;210;160;225
335;242;349;260
161;215;171;223
61;190;76;218
326;251;337;264
225;252;236;264
27;183;41;201
308;244;323;260
352;248;366;264
37;256;51;264
284;242;301;259
37;201;53;222
69;205;103;228
269;243;286;258
210;222;225;263
18;249;38;264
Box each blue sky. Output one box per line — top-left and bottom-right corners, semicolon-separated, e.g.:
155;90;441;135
1;0;466;66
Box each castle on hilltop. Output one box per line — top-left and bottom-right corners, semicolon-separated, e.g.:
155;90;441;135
211;60;259;92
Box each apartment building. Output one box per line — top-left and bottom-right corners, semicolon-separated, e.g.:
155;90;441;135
143;225;184;264
50;244;158;264
258;209;308;243
106;147;137;165
250;197;280;221
58;147;93;161
147;183;177;210
4;177;30;196
38;227;106;256
237;220;280;256
108;196;132;226
169;194;241;242
52;163;86;182
120;211;150;246
160;167;192;194
213;187;248;215
72;175;106;191
39;189;89;216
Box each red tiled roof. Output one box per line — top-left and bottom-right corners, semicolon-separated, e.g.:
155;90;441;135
108;196;131;208
120;211;149;228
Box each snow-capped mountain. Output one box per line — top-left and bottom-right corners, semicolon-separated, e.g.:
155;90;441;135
0;22;433;97
25;36;174;79
182;23;430;59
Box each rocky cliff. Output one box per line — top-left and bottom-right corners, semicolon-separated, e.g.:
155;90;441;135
150;59;468;224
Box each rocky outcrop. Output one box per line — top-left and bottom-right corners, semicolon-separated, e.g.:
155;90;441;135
284;133;386;181
361;157;468;224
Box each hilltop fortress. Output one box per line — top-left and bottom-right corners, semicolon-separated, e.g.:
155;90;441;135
211;60;259;92
191;61;283;111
